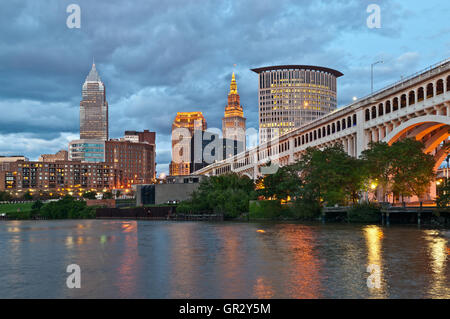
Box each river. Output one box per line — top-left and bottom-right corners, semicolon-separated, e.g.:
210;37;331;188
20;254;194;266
0;220;448;298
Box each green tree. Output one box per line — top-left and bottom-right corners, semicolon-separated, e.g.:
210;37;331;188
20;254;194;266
82;191;97;200
362;139;435;202
360;141;393;201
23;191;33;201
297;144;366;206
102;192;113;199
31;200;44;211
177;173;256;218
436;180;450;208
258;164;302;201
390;138;435;200
0;191;12;201
40;195;95;219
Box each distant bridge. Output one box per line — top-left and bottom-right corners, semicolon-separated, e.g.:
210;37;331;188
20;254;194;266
194;58;450;198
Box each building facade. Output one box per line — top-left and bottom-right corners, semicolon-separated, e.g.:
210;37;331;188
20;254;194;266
222;72;246;150
0;160;121;194
252;65;343;144
190;130;244;173
0;156;28;163
39;150;68;162
169;112;207;176
69;139;105;163
122;130;156;145
80;63;109;141
105;137;156;187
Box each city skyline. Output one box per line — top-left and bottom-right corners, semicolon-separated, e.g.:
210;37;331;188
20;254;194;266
0;1;449;174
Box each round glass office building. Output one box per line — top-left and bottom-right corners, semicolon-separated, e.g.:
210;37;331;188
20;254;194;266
252;65;343;144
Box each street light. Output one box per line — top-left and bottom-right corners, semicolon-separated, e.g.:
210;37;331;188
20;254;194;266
371;60;383;94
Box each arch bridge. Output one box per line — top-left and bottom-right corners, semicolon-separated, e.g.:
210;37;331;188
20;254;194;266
194;58;450;198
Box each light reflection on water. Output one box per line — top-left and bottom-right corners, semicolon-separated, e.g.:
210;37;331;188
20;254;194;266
0;220;448;299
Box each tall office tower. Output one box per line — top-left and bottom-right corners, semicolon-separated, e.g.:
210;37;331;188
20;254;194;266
251;65;343;144
169;112;207;176
80;62;109;140
222;72;246;151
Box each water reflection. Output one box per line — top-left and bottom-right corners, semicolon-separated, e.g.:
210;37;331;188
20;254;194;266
116;221;140;298
0;220;449;298
425;230;449;298
363;225;387;298
277;224;322;298
253;277;274;299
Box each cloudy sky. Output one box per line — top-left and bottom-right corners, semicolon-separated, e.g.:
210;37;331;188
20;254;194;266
0;0;449;174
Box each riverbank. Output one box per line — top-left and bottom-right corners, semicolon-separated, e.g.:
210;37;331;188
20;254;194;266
2;199;450;227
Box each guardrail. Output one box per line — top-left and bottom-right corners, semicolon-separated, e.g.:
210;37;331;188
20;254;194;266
0;201;35;205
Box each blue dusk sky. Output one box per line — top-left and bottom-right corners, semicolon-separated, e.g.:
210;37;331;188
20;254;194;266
0;0;449;174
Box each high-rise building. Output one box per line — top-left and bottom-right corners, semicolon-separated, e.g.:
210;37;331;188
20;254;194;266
190;131;244;173
222;72;246;151
252;65;343;144
169;112;207;176
80;62;109;141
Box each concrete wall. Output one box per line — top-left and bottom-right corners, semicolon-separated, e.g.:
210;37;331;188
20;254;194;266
155;183;200;205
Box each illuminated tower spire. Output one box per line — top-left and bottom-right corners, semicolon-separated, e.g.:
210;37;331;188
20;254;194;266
230;72;237;94
222;72;246;152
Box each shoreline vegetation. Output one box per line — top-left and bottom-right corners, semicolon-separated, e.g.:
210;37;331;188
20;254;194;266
2;139;450;226
177;140;449;226
0;196;96;220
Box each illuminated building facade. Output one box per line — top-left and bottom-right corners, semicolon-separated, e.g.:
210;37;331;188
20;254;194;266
80;62;109;141
222;72;246;150
105;133;156;187
169;112;207;176
0;160;121;193
252;65;343;144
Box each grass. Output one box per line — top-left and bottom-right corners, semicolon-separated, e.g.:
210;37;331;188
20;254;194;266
0;202;34;215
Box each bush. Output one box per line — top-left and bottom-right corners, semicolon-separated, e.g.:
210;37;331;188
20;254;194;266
0;191;12;201
103;192;113;199
347;202;381;223
290;198;322;220
39;195;96;219
82;191;98;200
5;210;32;220
23;191;33;200
178;174;256;219
249;200;289;219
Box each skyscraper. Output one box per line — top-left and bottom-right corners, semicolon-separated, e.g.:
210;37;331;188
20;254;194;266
169;112;207;176
252;65;343;144
80;62;109;141
222;72;246;150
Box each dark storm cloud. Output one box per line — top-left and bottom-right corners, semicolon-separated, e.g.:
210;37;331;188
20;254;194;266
0;0;427;170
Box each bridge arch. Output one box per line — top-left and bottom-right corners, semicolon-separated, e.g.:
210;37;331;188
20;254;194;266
382;115;450;171
383;115;450;145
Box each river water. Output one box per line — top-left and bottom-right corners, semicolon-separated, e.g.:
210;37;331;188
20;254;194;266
0;220;448;298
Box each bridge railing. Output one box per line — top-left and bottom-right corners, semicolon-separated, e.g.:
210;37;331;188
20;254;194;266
356;57;450;103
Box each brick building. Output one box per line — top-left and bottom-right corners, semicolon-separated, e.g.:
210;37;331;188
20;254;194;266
105;138;156;188
0;160;121;194
38;150;69;162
